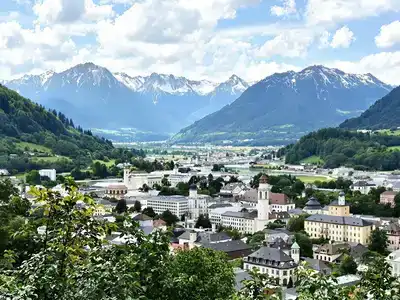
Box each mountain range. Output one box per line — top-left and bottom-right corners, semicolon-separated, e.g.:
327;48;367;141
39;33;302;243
340;86;400;130
2;63;249;141
172;65;393;145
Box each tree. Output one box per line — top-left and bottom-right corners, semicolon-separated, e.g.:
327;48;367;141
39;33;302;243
164;247;235;300
115;198;128;214
25;170;41;185
142;207;156;218
247;231;265;250
0;178;18;203
161;177;171;187
160;210;179;226
339;254;358;275
221;226;242;240
133;200;142;212
286;214;308;232
195;214;211;228
294;232;313;258
368;228;389;255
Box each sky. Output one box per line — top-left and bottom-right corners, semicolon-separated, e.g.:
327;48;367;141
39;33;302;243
0;0;400;85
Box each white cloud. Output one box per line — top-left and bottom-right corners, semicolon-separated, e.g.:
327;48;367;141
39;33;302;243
257;29;315;58
305;0;400;25
271;0;297;17
33;0;114;25
330;26;355;48
375;20;400;48
318;30;331;49
326;51;400;85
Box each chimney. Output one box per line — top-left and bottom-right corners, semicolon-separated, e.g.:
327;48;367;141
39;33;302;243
189;231;197;244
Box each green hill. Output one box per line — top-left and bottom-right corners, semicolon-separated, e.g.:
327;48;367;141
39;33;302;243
340;86;400;130
282;128;400;171
0;84;114;173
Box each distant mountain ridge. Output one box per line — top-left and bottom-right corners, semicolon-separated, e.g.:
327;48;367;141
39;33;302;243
3;63;250;141
172;65;392;145
340;86;400;130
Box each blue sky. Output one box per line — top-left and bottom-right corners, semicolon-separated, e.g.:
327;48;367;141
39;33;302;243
0;0;400;84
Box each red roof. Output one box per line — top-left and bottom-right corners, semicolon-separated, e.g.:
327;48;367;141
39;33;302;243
269;192;290;205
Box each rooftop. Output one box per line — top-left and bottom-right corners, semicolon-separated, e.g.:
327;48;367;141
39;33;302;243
246;247;297;269
306;214;373;227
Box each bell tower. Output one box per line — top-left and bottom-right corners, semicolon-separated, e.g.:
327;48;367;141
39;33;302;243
257;174;270;220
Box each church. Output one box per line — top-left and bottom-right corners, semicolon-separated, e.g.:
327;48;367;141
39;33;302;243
220;175;289;234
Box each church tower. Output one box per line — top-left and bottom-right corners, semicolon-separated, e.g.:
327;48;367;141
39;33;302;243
255;174;271;232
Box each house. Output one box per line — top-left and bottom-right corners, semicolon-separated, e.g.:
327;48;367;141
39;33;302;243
219;182;248;198
350;181;376;195
177;230;232;248
203;240;253;259
387;249;400;277
380;191;398;207
264;228;294;245
243;243;299;286
313;243;350;263
385;222;400;251
269;193;295;212
303;257;332;275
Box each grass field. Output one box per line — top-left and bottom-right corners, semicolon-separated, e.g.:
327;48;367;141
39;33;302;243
388;146;400;151
376;129;400;136
16;142;52;153
31;156;71;162
300;156;324;165
93;159;116;167
297;175;330;183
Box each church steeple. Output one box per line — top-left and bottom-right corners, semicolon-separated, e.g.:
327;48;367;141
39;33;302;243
257;174;270;220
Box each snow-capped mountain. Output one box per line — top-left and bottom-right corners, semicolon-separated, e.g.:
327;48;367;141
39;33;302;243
2;63;249;139
172;65;393;145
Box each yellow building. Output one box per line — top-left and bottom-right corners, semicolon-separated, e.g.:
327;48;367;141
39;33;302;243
304;192;374;245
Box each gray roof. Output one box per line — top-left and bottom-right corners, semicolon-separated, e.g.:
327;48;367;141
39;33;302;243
303;258;332;275
222;210;257;219
304;197;322;209
209;203;233;209
203;240;252;253
268;237;291;250
306;214;373;227
234;269;251;291
246;247;297;269
178;230;231;244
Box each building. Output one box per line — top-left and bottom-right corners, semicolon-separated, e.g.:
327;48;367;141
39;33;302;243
243;243;299;286
203;240;253;259
380;191;398;208
104;184;128;199
123;169;162;190
350;181;376;195
387;249;400;277
209;205;243;225
187;184;209;220
169;173;191;187
313;243;349;263
177;229;231;247
221;210;258;234
385;222;400;251
303;197;324;215
304;193;374;245
219;183;248;198
269;193;295;212
39;169;56;181
147;196;188;218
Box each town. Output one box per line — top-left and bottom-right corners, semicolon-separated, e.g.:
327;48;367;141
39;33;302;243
2;146;400;298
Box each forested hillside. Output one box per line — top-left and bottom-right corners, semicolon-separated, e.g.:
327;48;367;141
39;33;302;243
340;86;400;129
282;128;400;170
0;84;118;172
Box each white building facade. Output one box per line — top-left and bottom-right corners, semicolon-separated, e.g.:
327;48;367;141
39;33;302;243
39;169;56;181
146;196;188;217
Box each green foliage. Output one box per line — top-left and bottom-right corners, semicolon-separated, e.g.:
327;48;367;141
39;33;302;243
114;199;128;214
368;228;389;255
234;269;281;300
287;215;308;232
294;232;313;258
25;170;41;185
340;86;400;130
338;255;358;275
160;210;179;226
164;247;235;300
247;231;265;250
219;226;242;240
195;214;211;229
284;128;400;170
133;200;142;212
142;207;156;218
